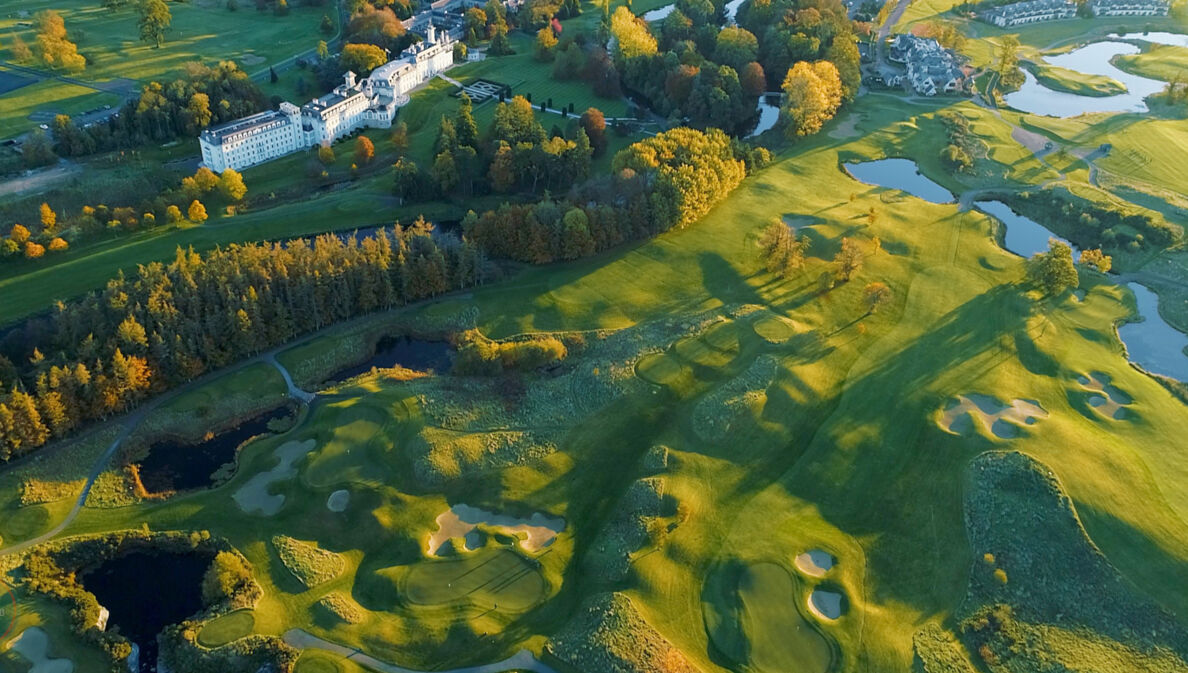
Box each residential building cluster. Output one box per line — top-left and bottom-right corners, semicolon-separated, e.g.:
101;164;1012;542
200;24;455;172
979;0;1077;27
1089;0;1169;16
887;35;967;96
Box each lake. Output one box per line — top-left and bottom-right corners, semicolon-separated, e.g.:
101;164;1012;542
326;335;453;383
1004;41;1167;116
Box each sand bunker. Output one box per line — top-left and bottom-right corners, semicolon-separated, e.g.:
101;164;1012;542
326;489;350;512
9;627;74;673
426;503;564;556
1077;372;1131;420
232;439;315;516
795;550;835;577
808;589;845;620
939;394;1047;439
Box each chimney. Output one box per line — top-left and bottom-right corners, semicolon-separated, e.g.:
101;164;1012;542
344;71;357;88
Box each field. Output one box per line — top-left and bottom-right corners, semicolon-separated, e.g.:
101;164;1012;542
5;3;1188;672
0;0;337;139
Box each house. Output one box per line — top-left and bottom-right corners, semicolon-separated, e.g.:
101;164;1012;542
888;35;967;96
200;24;454;172
979;0;1077;27
1090;0;1169;16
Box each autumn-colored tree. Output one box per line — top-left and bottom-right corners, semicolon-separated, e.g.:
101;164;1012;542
341;43;388;74
1079;248;1112;273
833;236;864;281
782;60;843;138
535;27;558;61
317;39;329;61
9;224;30;244
218;168;248;201
48;237;69;252
488;142;516;192
354;135;375;164
35;11;86;72
862;282;892;315
318;144;336;165
1026;239;1078;297
165;205;183;223
39;203;57;233
579;107;608;157
714;26;759;71
740;61;767;97
188;199;208;223
758;219;810;278
610;6;657;63
25;241;46;258
10;35;33;63
390;122;409;154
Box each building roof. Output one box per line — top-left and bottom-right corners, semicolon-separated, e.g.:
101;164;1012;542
200;110;290;145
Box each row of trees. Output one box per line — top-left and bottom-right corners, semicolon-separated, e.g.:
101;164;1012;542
1004;188;1182;252
463;126;761;263
0;222;484;458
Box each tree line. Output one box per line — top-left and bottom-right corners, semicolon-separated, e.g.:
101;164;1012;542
0;223;484;459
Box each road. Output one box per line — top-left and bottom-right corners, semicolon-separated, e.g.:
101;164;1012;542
283;630;558;673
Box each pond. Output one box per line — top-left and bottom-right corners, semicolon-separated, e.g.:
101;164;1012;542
642;3;675;20
136;405;294;493
1004;41;1165;116
979;200;1188;381
327;335;453;383
842;158;954;204
747;95;781;137
1111;31;1188;47
1118;282;1188;381
977;200;1078;258
81;550;214;673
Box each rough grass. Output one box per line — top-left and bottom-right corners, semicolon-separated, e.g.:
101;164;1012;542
547;592;703;673
316;592;364;624
271;536;345;590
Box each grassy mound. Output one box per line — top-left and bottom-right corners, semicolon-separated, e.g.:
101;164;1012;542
752;313;799;344
316;592;365;624
548;592;702;673
915;451;1188;672
692;355;779;441
585;477;672;582
408;427;557;485
198;610;255;648
271;536;345;590
1027;62;1127;98
703;562;832;673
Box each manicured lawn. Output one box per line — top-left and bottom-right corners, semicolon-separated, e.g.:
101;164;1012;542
198;609;256;647
0;76;122;139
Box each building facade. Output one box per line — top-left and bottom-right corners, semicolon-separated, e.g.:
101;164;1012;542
1090;0;1169;16
979;0;1077;27
200;24;454;172
889;35;967;96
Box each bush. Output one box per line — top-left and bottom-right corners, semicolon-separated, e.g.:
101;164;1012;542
451;330;568;375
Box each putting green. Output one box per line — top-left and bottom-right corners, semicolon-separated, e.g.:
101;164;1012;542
753;314;799;344
703;562;833;673
636;352;686;386
400;547;548;613
198;610;255;647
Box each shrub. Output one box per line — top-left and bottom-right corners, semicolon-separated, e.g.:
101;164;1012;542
270;535;344;588
451;330;567;375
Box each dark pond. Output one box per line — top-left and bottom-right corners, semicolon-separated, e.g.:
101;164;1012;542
328;335;453;383
81;550;214;673
136;405;293;493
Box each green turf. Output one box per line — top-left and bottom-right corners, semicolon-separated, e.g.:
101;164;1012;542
1025;61;1127;97
1113;42;1188;82
398;547;549;612
197;609;256;647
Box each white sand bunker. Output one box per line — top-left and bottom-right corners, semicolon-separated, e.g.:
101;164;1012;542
1077;372;1132;420
939;394;1047;439
795;550;835;577
233;439;315;516
808;589;845;620
326;489;350;512
426;503;564;556
9;627;74;673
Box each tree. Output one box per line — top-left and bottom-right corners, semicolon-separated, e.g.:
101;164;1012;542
35;11;86;72
317;40;329;61
9;224;30;244
714;26;759;71
22;129;58;168
10;35;33;64
833;237;864;281
862;282;892;315
995;35;1024;91
218;168;248;201
610;6;657;63
320;14;335;35
185;93;213;134
1026;239;1079;297
489;25;514;55
165;205;183;223
454;93;479;149
740;61;766;97
354;135;375;164
269;66;278;83
488;142;516;192
464;7;487;41
137;0;173;48
341;43;388;74
1079;248;1112;273
432;149;459;193
535;27;559;61
318;144;336;165
390;121;409;154
561;208;595;259
491;96;546;147
579;107;608;157
48;237;68;252
40;203;57;233
25;241;46;259
782;60;842;138
188;199;208;223
202;552;253;604
274;0;290;16
757;219;810;278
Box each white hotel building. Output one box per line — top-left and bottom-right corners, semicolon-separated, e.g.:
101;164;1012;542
200;24;455;173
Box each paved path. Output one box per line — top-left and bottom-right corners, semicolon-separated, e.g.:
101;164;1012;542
283;630;558;673
265;353;316;404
